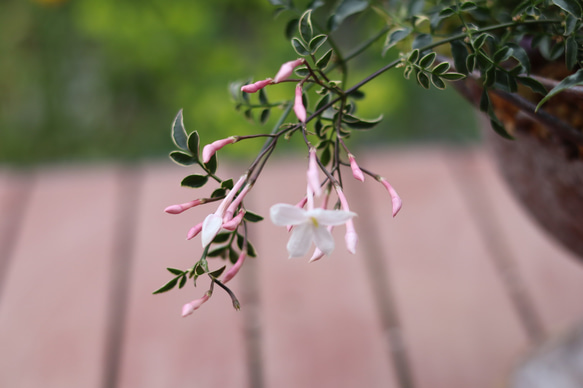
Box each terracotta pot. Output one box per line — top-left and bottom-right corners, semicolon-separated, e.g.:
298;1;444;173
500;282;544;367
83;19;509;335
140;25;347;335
453;66;583;260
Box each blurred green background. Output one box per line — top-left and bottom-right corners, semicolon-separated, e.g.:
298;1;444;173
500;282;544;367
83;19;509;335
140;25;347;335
0;0;479;165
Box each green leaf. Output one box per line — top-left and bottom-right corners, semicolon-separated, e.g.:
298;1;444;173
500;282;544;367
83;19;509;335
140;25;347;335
292;37;310;56
260;109;270;124
328;0;369;31
178;275;187;289
440;72;466;81
221;178;234;190
315;93;330;112
205;153;218;174
285;18;299;40
167;267;184;276
211;188;226;198
309;34;328;53
506;43;531;74
384;28;412;53
171;109;188;151
565;36;578;70
433;62;450;75
294;66;310;77
439;7;456;18
247;241;257;257
152;277;178;294
181;174;209;188
258;88;268;105
316;49;334;69
209;266;226;279
412;34;432;50
466;53;476;73
419;52;436;68
431;74;446;89
342;114;384;129
244;211;264;222
460;1;477;11
516;76;547;95
236;234;245;250
551;0;582;17
208;247;228;258
493;46;512;63
169;151;197;166
229;248;239;264
408;49;420;63
565;14;578;35
213;232;232;244
299;10;314;43
536;69;583;111
417;71;430;89
403;65;414;79
473;33;493;50
187;131;200;160
450;40;469;74
320;146;331;166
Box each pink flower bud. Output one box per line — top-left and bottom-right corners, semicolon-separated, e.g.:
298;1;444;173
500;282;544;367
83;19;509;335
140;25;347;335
335;186;351;212
287;196;308;232
380;178;402;217
348;154;365;182
274;58;305;83
222;251;246;284
222;209;245;231
309;247;325;263
224;183;252;222
181;293;210;317
309;225;334;262
344;219;358;254
164;199;203;214
293;84;307;123
241;78;273;93
202;136;237;164
307;147;321;196
186;222;203;240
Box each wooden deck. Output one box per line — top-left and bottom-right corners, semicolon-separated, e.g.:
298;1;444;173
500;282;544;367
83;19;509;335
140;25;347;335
1;146;582;388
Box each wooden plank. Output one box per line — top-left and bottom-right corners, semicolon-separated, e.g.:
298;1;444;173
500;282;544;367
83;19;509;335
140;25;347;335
117;162;248;388
251;157;398;388
471;149;583;336
359;148;529;388
0;166;118;388
0;170;33;301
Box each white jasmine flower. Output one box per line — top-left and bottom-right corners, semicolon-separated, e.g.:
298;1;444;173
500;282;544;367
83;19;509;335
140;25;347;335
270;203;356;258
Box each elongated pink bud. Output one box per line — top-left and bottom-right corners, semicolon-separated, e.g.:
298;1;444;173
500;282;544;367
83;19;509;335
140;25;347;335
348;154;365;182
380;178;402;217
222;251;246;284
309;225;334;262
222;209;245;231
164;199;203;214
274;58;305;83
224;183;252;222
202;136;237;164
344;219;358;254
241;78;273;93
182;293;210;317
294;84;307;123
186;222;203;240
307;147;321;196
335;186;351;212
287;196;308;232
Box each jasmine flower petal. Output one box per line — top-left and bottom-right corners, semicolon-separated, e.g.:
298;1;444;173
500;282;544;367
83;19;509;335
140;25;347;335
287;223;314;258
270;203;309;226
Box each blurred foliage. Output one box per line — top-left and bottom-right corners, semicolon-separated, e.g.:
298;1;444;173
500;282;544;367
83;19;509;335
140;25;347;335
0;0;478;165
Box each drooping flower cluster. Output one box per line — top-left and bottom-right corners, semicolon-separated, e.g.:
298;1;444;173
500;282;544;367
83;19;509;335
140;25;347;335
157;51;402;316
